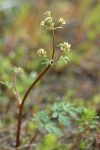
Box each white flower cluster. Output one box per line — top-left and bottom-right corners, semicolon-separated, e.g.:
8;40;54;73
58;42;71;52
59;18;66;24
14;67;24;74
37;48;47;57
40;11;54;30
40;11;66;30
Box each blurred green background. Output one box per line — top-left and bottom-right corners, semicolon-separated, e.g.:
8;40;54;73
0;0;100;149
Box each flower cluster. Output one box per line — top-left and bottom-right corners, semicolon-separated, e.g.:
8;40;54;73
58;42;71;52
38;11;71;65
58;18;66;24
37;48;47;57
40;11;54;30
40;11;66;30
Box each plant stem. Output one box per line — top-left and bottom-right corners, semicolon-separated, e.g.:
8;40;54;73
16;104;23;147
52;30;55;59
16;30;56;148
16;64;51;147
25;130;39;150
13;74;21;105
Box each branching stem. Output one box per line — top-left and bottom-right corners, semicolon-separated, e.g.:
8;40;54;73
16;30;56;148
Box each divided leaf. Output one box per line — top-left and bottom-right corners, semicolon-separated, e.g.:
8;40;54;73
45;122;63;137
58;114;71;127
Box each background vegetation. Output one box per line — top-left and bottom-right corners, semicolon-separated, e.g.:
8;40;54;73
0;0;100;149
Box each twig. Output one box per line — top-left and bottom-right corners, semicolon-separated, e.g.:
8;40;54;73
25;130;39;150
13;74;21;106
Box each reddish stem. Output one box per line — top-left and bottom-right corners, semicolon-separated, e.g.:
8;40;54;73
16;64;51;147
16;30;56;148
52;30;55;59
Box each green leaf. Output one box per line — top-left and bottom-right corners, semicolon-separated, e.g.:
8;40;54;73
52;112;58;118
39;123;44;131
59;55;70;64
52;126;63;137
64;56;70;61
42;59;53;66
67;110;76;118
58;114;71;127
0;81;13;88
79;127;85;132
45;122;63;137
32;111;50;123
51;103;58;111
89;124;96;129
60;56;67;64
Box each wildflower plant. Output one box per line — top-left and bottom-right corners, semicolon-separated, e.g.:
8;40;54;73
32;102;77;137
77;108;99;132
0;11;99;150
0;11;71;148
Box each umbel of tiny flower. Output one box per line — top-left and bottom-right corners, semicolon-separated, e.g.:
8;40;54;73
40;11;66;30
40;11;54;30
59;18;66;25
37;48;47;57
58;42;71;52
14;67;24;74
